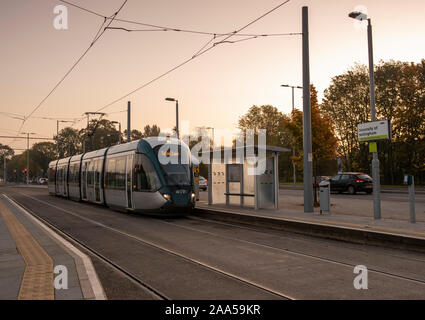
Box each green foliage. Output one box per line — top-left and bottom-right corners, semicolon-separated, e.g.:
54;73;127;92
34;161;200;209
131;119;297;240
55;127;81;158
238;105;291;147
283;85;338;175
238;101;337;182
321;60;425;184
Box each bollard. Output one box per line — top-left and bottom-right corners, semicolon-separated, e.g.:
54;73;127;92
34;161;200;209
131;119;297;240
409;176;415;223
404;175;416;223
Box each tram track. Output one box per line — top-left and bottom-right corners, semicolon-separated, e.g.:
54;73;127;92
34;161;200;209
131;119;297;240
5;193;168;300
6;191;293;300
6;187;425;299
162;215;425;287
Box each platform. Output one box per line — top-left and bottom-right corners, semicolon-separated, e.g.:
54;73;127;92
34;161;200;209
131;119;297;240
195;199;425;253
0;194;105;300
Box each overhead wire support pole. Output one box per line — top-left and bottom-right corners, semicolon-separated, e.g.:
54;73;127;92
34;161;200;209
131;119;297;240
127;101;131;142
27;133;29;185
292;86;296;185
176;100;179;139
3;152;6;185
302;6;313;212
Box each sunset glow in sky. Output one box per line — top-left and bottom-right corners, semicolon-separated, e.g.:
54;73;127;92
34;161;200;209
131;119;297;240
1;0;425;153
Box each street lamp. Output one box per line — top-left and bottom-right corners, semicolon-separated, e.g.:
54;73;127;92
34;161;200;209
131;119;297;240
165;97;179;139
20;132;36;185
348;11;381;219
111;121;122;144
281;84;303;185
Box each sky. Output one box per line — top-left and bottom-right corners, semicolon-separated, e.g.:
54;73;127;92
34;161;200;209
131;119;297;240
1;0;424;153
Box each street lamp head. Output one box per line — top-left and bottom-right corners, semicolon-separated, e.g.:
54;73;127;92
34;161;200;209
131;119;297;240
281;84;303;89
165;97;176;102
348;11;367;21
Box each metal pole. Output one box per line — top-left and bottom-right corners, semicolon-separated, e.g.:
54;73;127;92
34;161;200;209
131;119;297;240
83;114;89;153
3;152;6;185
302;6;313;212
367;18;381;219
409;176;416;223
56;120;59;158
176;100;179;139
274;152;279;209
119;122;122;144
127;101;131;142
26;133;29;185
207;127;214;205
291;86;296;185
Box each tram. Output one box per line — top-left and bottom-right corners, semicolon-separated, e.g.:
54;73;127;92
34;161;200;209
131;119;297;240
47;137;196;215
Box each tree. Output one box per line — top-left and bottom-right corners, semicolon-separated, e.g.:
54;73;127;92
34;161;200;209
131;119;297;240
123;129;143;141
143;124;160;137
0;143;14;160
55;127;81;158
31;142;56;176
284;85;338;175
321;60;425;184
238;105;291;147
238;105;295;182
123;125;160;141
81;119;120;151
0;143;14;181
320;64;370;172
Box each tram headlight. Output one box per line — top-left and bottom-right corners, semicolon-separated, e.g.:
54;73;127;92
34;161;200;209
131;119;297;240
162;193;170;201
191;193;196;200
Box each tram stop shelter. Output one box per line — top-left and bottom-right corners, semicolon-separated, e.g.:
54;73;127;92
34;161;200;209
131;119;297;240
203;145;290;210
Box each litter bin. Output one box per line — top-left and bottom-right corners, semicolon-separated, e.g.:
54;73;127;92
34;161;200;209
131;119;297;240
319;181;330;214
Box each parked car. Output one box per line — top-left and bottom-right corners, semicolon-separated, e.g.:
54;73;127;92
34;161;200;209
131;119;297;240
198;176;207;191
38;177;48;185
328;172;373;195
314;176;330;187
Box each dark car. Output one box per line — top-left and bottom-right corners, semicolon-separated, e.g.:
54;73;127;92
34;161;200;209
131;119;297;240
328;172;373;195
314;176;330;187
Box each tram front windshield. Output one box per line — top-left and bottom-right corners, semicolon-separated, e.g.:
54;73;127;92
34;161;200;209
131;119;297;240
154;144;191;187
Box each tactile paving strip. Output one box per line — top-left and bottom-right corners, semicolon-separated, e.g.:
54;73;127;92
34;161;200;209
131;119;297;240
0;199;54;300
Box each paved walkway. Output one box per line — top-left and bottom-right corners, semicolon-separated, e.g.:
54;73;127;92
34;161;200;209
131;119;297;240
196;200;425;241
0;194;104;300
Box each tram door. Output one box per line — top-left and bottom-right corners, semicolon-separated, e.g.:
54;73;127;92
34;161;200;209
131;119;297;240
94;159;101;203
82;162;87;200
126;154;133;209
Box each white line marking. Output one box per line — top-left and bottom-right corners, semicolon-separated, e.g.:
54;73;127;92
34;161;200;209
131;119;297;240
3;194;106;300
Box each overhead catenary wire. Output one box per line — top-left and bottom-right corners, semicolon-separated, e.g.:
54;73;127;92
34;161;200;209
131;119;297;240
13;0;296;137
17;0;128;134
94;0;293;114
58;0;297;38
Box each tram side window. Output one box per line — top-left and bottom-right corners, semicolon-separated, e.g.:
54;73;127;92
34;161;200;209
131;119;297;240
57;167;62;183
105;158;116;189
115;157;126;190
87;161;94;186
134;154;161;191
48;167;56;183
105;156;125;190
71;163;79;186
68;164;74;185
95;159;102;186
73;164;79;185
